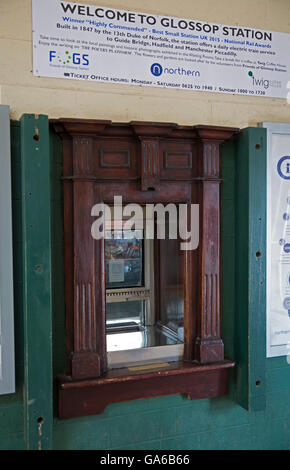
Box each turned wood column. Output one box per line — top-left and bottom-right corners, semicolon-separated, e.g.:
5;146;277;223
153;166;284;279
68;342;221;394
53;120;110;379
71;175;106;379
194;126;237;363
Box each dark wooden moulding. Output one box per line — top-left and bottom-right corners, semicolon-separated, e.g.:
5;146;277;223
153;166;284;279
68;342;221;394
51;118;238;420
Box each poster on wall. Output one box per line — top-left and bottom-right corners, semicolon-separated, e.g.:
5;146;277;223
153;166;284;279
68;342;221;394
264;123;290;358
32;0;290;98
0;106;15;395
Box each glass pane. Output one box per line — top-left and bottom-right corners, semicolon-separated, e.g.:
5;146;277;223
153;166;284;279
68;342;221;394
107;325;183;352
105;223;185;356
158;237;184;341
105;230;143;289
106;300;145;328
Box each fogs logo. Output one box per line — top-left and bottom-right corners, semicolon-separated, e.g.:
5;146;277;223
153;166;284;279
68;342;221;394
248;70;281;90
49;50;89;66
150;63;200;78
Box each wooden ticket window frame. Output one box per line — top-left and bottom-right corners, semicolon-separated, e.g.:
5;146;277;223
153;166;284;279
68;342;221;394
51;118;238;419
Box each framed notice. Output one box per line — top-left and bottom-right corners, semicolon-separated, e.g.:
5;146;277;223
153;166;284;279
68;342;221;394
0;105;15;394
263;122;290;358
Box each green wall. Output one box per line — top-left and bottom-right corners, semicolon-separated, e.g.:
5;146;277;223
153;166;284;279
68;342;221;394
1;117;290;450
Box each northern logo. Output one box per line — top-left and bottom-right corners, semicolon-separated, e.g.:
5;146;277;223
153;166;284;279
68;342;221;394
150;63;200;78
150;63;163;77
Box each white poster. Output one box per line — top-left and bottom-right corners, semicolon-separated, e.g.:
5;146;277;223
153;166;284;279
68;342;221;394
108;260;124;283
265;123;290;358
32;0;290;98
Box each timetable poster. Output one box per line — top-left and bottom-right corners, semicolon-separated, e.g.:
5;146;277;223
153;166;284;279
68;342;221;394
267;125;290;357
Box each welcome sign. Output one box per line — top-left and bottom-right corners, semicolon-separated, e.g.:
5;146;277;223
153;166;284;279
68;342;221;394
32;0;290;98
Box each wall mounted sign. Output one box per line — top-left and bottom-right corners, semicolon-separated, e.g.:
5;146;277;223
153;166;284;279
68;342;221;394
263;122;290;358
0;105;15;395
32;0;290;98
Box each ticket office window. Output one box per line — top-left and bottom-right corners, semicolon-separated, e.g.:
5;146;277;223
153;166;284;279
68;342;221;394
105;210;184;368
53;119;238;418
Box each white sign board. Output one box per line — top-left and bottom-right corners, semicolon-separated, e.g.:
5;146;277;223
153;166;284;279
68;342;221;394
32;0;290;98
264;122;290;358
0;105;15;395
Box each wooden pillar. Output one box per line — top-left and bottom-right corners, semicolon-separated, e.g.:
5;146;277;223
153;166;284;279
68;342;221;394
53;120;110;379
194;127;237;363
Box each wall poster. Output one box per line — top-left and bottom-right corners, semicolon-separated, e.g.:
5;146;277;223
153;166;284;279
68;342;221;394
32;0;290;98
264;123;290;358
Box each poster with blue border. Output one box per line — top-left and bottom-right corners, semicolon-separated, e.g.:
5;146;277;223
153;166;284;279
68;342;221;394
264;122;290;358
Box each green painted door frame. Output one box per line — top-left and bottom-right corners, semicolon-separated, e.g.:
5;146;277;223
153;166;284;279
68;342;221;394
20;114;53;449
235;127;267;411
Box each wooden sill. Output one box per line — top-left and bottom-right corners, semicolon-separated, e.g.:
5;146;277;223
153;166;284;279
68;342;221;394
58;360;235;419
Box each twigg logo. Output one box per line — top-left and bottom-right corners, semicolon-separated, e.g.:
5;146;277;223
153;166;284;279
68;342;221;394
248;70;281;90
49;50;89;66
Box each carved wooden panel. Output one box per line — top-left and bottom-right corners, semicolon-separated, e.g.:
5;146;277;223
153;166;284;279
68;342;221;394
160;141;195;180
140;139;160;191
94;140;137;179
164;151;192;169
99;149;130;168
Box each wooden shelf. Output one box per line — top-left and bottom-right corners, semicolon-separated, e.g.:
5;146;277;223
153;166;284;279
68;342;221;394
58;360;235;419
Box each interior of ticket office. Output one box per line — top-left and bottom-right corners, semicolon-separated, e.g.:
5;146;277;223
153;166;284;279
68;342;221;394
1;0;290;450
